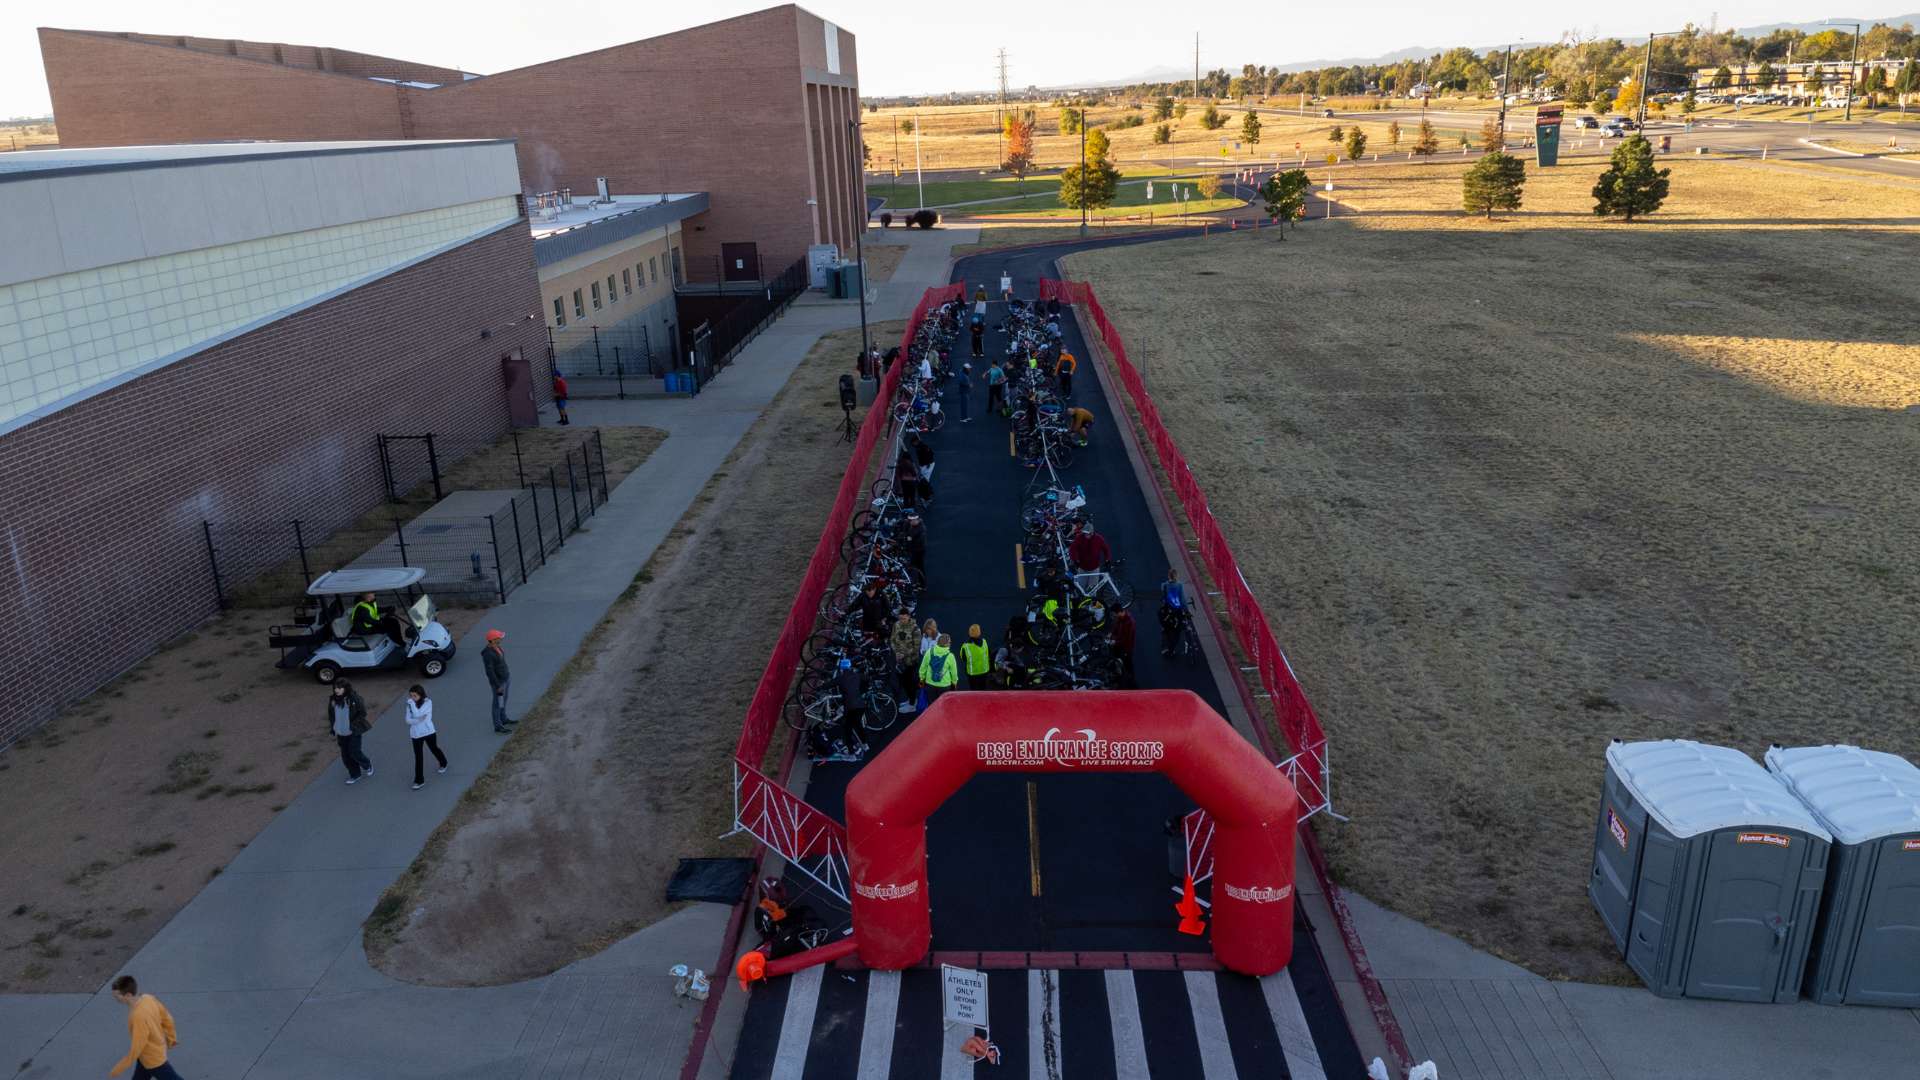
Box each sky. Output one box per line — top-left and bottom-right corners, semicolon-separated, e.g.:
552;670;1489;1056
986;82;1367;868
0;2;1857;118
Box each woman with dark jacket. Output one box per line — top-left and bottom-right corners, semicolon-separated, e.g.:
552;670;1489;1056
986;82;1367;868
326;680;373;784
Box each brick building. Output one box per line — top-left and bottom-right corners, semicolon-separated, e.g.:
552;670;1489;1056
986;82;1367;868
0;140;547;743
38;5;865;286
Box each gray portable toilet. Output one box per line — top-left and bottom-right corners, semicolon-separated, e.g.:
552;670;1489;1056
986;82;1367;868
1590;739;1831;1002
1765;744;1920;1007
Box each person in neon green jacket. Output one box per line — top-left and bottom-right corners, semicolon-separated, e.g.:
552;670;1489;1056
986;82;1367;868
918;633;959;710
959;624;991;690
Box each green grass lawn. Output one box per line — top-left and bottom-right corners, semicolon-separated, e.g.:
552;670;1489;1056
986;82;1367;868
868;165;1227;210
956;175;1245;219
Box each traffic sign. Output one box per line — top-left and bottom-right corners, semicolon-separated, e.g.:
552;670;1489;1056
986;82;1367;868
942;964;989;1029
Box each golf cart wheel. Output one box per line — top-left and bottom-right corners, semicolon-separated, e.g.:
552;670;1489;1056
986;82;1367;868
312;661;342;685
418;652;448;678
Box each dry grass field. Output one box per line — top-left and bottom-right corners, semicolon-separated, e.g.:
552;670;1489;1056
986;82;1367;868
867;102;1331;172
0;120;58;152
1064;157;1920;982
366;323;899;985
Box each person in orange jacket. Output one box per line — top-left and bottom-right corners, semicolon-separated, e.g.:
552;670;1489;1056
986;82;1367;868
109;975;183;1079
1054;349;1078;398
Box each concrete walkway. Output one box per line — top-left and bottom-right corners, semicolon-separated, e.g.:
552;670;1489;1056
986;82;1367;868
0;224;969;1080
1348;891;1920;1079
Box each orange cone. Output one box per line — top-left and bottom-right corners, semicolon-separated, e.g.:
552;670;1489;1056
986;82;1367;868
1175;875;1206;936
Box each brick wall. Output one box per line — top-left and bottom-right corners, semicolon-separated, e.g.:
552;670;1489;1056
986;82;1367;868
0;224;547;746
37;6;862;282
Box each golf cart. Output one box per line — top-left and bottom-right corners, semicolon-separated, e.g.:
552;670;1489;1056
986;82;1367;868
268;568;456;683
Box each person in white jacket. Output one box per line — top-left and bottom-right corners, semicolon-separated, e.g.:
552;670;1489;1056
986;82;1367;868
404;685;448;790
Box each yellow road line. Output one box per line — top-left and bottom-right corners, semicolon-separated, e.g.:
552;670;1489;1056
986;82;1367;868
1027;781;1043;897
1015;543;1026;589
1008;430;1016;457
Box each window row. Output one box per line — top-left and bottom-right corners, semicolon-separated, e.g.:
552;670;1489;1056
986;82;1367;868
550;246;679;327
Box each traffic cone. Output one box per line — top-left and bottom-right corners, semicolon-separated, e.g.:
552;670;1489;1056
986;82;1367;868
1175;875;1206;936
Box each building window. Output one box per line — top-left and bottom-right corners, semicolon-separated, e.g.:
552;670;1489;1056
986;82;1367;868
648;257;658;284
573;289;584;318
553;297;565;327
591;282;602;309
622;268;632;296
607;274;618;303
670;248;682;286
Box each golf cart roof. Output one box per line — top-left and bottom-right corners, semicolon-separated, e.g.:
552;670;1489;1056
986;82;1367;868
307;568;427;596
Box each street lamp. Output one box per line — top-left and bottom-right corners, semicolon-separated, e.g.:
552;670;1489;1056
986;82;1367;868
846;118;870;362
1827;21;1862;121
1078;106;1087;238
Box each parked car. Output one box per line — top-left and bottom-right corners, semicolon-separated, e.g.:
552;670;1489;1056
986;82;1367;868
1599;122;1627;138
1573;115;1600;129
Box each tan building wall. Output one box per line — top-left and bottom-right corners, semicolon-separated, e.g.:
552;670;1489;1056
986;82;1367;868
541;225;681;332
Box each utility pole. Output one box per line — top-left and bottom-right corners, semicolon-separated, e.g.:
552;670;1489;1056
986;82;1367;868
1498;44;1513;143
1828;21;1862;121
846;118;869;359
914;112;924;210
1638;35;1654;126
1079;111;1088;238
1194;33;1200;101
997;47;1010;165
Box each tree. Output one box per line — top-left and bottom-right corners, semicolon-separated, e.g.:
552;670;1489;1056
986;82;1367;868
1196;174;1224;199
1003;113;1036;191
1592;134;1670;221
1328;123;1345;143
900;118;916;133
1612;78;1638;116
1565;74;1592;109
1152;123;1172;144
1803;66;1825;102
1153;96;1175;120
1592;92;1612;117
1059;107;1083;134
1200;104;1226;130
1479;115;1505;152
1681;90;1697;114
1259;169;1311;232
1241;111;1262;145
1756;62;1778;91
1174;102;1189;120
1344;126;1368;160
1461;151;1527;218
861;140;872;168
1057;158;1121;210
1862;66;1888;108
1412;118;1439;155
1387;119;1402;147
1085;126;1112;162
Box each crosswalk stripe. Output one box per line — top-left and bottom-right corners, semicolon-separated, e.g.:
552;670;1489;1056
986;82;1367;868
1030;969;1063;1080
856;971;900;1080
1184;971;1242;1080
1104;970;1152;1080
769;965;824;1080
942;1019;977;1080
1261;971;1328;1080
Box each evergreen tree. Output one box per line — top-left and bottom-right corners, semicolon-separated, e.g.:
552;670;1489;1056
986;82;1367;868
1059;108;1083;135
1756;62;1778;90
1085;127;1112;162
1152;123;1172;144
1462;151;1526;218
1328;124;1345;143
1411;118;1439;155
1058;159;1121;210
1681;90;1697;114
1387;120;1402;147
1153;97;1175;120
1241;111;1262;145
1174;103;1188;120
1344;126;1368;160
1592;134;1670;221
1200;104;1225;130
1479;116;1505;152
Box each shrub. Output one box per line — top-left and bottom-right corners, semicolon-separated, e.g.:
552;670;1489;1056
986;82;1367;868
909;209;938;229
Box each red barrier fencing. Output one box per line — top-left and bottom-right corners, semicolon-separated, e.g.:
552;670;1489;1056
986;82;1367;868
1039;277;1331;818
729;283;965;901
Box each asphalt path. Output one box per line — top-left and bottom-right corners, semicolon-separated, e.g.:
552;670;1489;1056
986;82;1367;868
729;234;1363;1077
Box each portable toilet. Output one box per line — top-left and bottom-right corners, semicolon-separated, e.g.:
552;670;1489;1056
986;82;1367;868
1590;739;1831;1002
1765;745;1920;1007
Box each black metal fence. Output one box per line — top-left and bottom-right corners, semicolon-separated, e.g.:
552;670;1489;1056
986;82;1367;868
682;256;810;390
206;430;611;609
551;321;668;395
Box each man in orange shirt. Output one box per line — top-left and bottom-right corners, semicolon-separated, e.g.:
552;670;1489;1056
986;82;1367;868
108;975;184;1079
1054;349;1078;398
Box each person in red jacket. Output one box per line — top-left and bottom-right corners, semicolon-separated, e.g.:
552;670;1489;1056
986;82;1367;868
1068;522;1111;573
552;372;571;426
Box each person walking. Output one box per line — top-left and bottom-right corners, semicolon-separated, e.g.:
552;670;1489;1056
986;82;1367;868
891;610;921;714
404;685;448;790
109;975;183;1079
985;360;1007;417
833;658;869;755
973;286;989;321
1159;568;1190;657
955;363;973;423
482;629;514;733
918;632;959;709
959;624;991;690
969;315;985;359
552;371;571;426
1054;349;1077;398
327;680;372;784
1110;608;1138;688
901;510;927;574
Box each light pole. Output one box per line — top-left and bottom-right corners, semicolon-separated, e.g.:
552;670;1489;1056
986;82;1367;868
1638;30;1689;127
1827;21;1862;121
914;112;924;210
846;118;869;362
1078;108;1087;238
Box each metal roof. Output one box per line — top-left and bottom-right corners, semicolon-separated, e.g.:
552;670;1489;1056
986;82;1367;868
1766;745;1920;845
308;568;427;595
1607;740;1831;842
531;193;709;267
0;139;515;183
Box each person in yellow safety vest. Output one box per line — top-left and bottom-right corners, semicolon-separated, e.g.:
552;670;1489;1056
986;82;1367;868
959;624;991;690
918;633;959;710
351;591;407;647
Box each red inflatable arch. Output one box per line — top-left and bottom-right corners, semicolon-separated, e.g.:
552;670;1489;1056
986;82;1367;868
845;690;1298;975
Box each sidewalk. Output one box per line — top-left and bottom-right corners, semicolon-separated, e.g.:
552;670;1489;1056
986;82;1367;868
0;225;969;1080
1348;891;1920;1079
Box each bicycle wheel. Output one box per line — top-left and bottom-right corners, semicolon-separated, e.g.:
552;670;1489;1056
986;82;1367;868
1046;443;1073;470
1104;575;1136;611
861;690;899;732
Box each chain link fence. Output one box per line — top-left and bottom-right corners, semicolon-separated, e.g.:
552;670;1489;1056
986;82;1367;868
205;429;610;609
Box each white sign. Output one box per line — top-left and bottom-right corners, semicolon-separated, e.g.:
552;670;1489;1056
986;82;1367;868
1146;181;1155;200
942;964;989;1028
